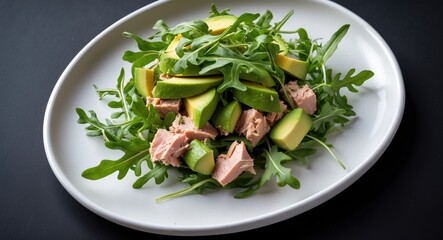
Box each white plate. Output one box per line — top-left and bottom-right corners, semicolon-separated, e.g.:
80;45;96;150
43;0;404;236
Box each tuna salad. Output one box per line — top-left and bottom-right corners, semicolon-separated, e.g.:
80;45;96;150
76;4;373;201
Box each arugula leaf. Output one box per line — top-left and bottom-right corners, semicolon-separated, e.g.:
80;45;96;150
285;140;318;165
208;3;231;17
122;32;168;51
132;163;170;188
77;68;173;184
311;102;348;132
172;12;260;75
156;177;219;202
235;144;300;198
318;24;350;64
330;68;374;93
200;45;273;92
81;137;151;180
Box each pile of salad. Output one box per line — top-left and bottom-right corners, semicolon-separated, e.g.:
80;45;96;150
76;4;374;202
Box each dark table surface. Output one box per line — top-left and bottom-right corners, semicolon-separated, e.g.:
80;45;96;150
1;0;442;239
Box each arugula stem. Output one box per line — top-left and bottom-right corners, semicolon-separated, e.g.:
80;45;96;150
273;10;294;33
155;178;219;203
279;30;301;34
322;64;327;84
118;83;131;121
306;135;346;170
311;82;326;91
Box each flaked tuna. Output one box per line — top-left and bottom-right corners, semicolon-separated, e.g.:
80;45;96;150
169;115;218;140
235;109;270;147
212;141;256;186
149;129;189;167
146;97;181;118
284;81;317;115
266;101;288;126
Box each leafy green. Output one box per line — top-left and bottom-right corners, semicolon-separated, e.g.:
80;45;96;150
208;4;231;17
235;143;300;198
76;68;173;185
132;163;170;188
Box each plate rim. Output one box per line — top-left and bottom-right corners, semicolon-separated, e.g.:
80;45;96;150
43;0;405;236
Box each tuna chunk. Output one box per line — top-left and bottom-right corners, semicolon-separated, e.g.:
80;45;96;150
169;115;218;140
284;81;317;115
212;141;256;186
146;97;181;118
266;101;288;126
149;129;189;167
235;109;270;147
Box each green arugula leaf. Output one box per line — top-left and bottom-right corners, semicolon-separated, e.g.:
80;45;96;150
311;102;348;132
132;163;170;188
318;24;350;64
330;68;374;93
172;12;260;74
77;67;173;184
208;4;231;17
156;177;219;202
285;140;318;165
200;45;273;92
235;144;300;198
82;137;150;180
122;32;168;51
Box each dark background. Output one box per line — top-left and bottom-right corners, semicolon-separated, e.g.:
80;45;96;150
1;0;442;239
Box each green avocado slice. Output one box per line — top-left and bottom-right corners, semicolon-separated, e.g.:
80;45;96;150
203;15;238;35
184;88;220;128
270;108;312;150
211;100;242;134
183;139;215;175
273;34;309;80
134;67;154;97
152;75;223;99
233;81;281;112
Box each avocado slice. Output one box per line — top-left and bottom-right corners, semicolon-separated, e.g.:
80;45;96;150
211;100;242;134
183;139;215;175
273;35;309;80
203;15;237;35
270;108;312;150
233;81;281;112
184;88;220;128
275;54;309;80
134;67;155;97
152;75;223;99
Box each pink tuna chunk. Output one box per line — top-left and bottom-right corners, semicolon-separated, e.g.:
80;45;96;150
146;97;181;118
235;109;270;147
149;129;189;167
169;115;218;140
284;81;317;115
266;101;288;126
212;141;256;186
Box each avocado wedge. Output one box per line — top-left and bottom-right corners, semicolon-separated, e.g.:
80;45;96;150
270;108;312;150
273;34;309;80
233;81;281;112
184;88;220;128
203;15;237;35
211;100;242;134
152;75;223;99
134;67;155;97
183;139;215;175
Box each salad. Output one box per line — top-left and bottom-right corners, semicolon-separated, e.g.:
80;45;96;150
76;4;374;202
